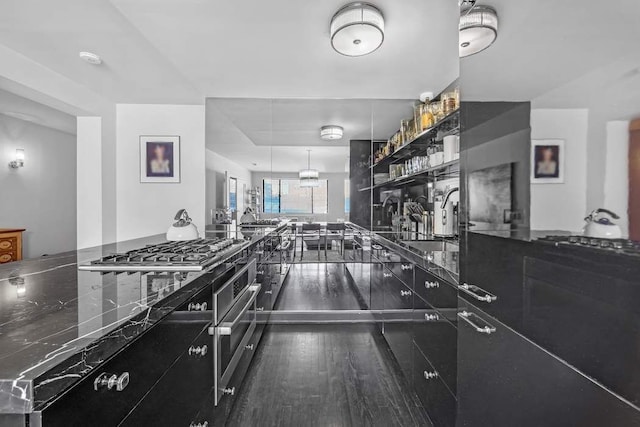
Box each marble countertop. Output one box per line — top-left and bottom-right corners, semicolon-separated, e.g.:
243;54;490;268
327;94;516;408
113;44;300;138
0;229;282;415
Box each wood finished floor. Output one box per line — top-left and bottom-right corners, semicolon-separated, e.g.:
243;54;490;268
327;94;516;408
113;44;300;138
274;264;365;311
226;324;432;427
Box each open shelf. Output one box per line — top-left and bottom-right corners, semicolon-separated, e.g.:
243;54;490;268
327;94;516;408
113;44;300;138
359;159;459;192
371;109;459;170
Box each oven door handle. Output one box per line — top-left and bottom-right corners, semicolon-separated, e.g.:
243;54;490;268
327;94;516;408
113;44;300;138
216;283;261;336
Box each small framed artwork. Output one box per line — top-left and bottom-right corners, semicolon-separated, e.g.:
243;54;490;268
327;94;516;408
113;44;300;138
531;139;564;184
140;136;180;183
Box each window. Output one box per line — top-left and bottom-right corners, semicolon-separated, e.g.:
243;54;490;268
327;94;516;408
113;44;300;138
344;179;350;214
229;177;237;212
263;179;328;214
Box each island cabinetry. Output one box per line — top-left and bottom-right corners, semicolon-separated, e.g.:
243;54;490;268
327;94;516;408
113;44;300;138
37;319;210;425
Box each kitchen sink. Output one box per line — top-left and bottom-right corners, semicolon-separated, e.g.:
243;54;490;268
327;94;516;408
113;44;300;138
402;240;459;252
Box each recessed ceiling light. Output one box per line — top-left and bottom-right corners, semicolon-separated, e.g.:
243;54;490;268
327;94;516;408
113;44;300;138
459;6;498;58
320;125;344;140
330;2;384;57
79;51;102;65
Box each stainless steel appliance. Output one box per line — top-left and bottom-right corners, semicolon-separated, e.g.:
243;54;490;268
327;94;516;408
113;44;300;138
537;235;640;255
434;187;459;237
211;259;258;405
78;238;248;272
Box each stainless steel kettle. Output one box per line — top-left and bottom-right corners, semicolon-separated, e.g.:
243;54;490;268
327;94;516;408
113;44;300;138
582;208;622;239
166;209;199;241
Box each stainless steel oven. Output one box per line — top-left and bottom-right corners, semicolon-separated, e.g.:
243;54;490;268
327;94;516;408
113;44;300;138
211;259;259;405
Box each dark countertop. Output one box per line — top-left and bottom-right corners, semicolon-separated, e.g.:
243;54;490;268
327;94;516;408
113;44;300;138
347;223;459;285
469;228;573;242
0;226;285;415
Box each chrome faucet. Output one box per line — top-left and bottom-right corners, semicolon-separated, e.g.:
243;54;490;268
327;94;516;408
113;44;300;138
382;195;401;214
441;187;459;209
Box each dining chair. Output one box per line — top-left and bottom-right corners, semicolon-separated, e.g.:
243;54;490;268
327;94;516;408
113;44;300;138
301;222;322;261
325;223;346;259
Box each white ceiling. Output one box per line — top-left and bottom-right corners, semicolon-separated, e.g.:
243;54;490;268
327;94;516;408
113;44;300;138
0;88;76;134
461;0;640;117
206;98;416;173
109;0;459;100
0;0;458;106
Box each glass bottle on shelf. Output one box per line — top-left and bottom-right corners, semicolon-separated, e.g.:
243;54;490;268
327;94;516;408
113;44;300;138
431;101;444;123
420;102;435;132
401;120;411;145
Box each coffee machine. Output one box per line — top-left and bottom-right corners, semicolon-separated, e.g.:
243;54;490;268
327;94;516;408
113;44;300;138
434;187;459;237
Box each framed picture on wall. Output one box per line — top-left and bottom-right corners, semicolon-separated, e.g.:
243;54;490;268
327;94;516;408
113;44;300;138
140;136;180;183
531;139;564;184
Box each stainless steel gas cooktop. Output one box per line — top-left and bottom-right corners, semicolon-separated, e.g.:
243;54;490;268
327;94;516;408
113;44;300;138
79;238;248;273
538;235;640;256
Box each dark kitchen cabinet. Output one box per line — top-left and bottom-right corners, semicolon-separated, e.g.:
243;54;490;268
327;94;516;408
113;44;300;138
523;256;640;406
38;320;210;426
413;305;457;395
414;266;457;313
382;268;414;379
457;298;640;427
119;321;213;426
462;232;528;330
413;342;456;427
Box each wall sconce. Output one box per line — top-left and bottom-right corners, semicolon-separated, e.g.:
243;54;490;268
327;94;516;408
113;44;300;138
9;148;25;169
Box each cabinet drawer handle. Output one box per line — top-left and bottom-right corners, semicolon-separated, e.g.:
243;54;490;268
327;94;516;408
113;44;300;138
458;311;496;334
383;272;392;278
425;313;439;321
423;371;439;380
401;264;413;271
255;250;264;255
257;270;265;275
188;345;208;357
458;283;497;303
265;290;273;295
93;372;129;392
190;422;208;427
245;344;255;351
425;280;440;289
256;307;264;311
222;387;235;395
400;290;412;297
188;302;208;311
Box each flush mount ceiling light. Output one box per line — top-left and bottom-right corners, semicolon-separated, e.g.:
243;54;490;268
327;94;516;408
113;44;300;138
320;125;344;141
299;150;320;187
330;2;384;57
79;51;102;65
459;6;498;58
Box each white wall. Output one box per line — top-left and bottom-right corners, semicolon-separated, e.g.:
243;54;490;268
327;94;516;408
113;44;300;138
603;120;630;237
0;114;76;258
205;150;252;222
77;116;103;249
530;109;589;232
116;104;205;241
251;171;348;222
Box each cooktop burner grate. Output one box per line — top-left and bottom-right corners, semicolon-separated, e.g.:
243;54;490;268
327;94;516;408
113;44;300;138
537;235;640;255
79;238;248;272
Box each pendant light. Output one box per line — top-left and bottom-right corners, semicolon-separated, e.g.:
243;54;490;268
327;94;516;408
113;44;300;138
299;150;320;188
330;2;385;57
459;6;498;58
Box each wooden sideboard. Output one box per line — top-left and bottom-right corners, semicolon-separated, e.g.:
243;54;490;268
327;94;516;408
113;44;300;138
0;228;25;263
